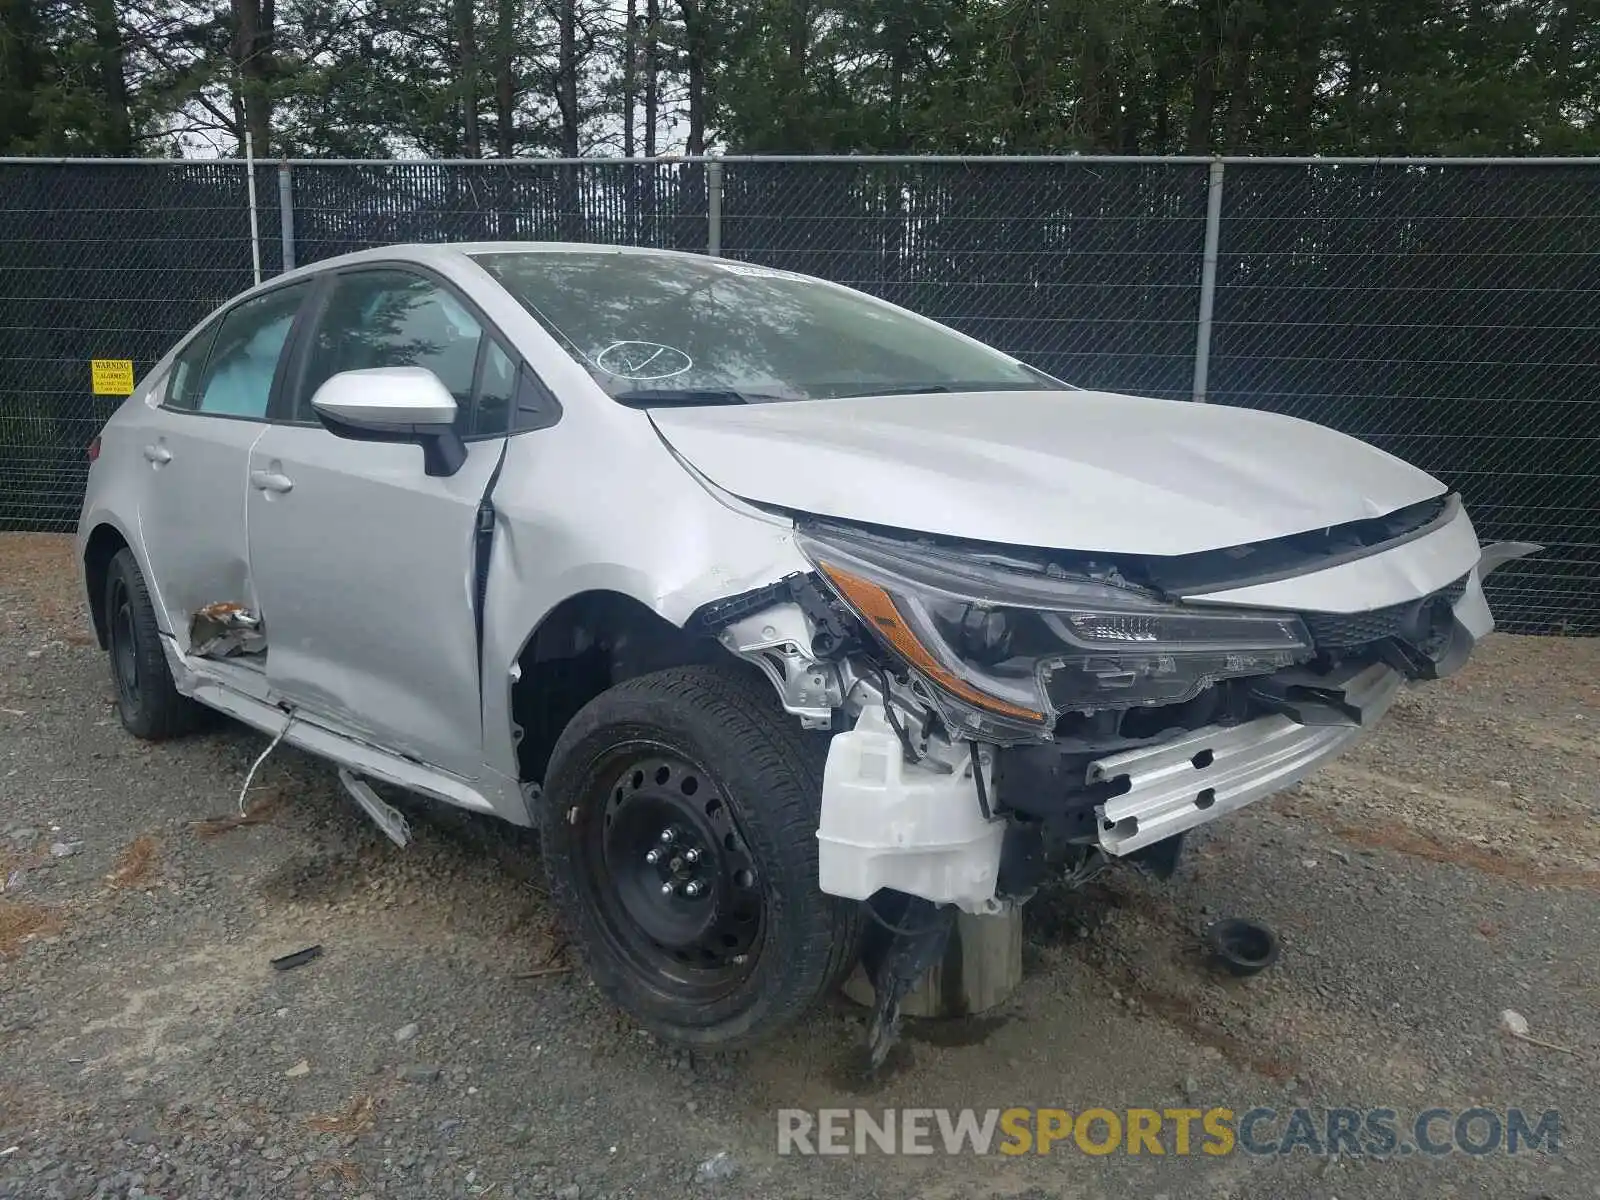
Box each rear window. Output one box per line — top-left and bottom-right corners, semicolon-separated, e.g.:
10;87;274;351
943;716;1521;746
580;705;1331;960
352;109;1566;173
473;250;1049;404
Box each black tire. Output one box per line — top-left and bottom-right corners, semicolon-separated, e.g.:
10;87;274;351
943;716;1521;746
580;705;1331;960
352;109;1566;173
104;548;207;740
539;664;861;1048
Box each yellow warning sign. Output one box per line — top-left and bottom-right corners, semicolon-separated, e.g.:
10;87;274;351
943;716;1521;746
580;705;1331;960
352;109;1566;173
91;359;135;396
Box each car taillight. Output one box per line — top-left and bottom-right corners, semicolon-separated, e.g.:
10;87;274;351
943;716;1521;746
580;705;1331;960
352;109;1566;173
88;435;101;463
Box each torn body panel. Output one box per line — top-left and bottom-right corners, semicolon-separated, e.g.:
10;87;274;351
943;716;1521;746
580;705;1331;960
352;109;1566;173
189;601;265;658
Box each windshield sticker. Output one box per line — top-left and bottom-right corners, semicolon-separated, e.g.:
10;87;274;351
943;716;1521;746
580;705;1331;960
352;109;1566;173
593;341;694;380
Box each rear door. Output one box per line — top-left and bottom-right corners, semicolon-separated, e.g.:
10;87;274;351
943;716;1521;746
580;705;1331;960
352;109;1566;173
134;281;312;647
245;267;515;780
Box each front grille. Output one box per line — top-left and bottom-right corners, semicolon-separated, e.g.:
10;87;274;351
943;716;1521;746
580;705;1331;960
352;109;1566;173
1302;575;1469;650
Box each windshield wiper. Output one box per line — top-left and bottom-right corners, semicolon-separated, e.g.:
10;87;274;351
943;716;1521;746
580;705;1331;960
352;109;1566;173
826;383;951;398
612;388;758;407
611;390;800;409
827;381;1052;399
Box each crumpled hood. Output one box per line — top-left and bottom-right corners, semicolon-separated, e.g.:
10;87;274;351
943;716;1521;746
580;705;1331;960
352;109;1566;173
648;389;1448;557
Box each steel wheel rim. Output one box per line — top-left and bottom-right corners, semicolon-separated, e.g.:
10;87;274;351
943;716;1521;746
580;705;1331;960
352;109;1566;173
109;577;140;705
583;744;766;1001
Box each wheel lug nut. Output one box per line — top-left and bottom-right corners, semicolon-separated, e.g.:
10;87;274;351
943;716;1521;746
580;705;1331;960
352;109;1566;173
684;880;704;897
660;881;676;896
659;828;676;844
645;848;662;865
683;848;701;864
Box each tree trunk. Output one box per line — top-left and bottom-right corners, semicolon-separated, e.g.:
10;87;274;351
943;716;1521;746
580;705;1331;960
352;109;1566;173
1222;7;1255;152
1285;4;1323;149
783;0;808;148
556;0;579;156
1078;26;1119;151
643;0;659;156
455;0;480;157
679;0;707;155
88;0;131;155
495;0;516;156
0;0;47;151
788;0;807;74
1120;65;1147;153
1005;14;1032;148
231;0;275;156
623;0;637;156
1185;4;1223;153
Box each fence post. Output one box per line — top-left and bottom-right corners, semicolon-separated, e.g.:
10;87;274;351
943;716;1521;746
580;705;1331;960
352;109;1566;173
244;132;263;285
1191;158;1225;403
277;162;296;273
706;158;723;257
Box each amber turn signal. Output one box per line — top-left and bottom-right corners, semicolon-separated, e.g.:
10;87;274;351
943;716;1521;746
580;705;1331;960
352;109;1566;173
816;561;1046;722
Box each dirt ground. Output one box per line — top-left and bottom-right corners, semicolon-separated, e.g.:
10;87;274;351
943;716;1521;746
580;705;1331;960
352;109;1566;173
1;531;1596;1200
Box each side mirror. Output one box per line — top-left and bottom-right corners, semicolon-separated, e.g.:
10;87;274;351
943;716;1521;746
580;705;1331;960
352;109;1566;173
309;366;467;477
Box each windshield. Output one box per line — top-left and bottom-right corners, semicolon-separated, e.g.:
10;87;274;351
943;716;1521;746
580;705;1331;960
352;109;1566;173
472;250;1056;404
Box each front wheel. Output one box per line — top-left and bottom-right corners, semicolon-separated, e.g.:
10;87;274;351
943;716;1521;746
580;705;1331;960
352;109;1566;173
104;548;207;740
538;665;860;1048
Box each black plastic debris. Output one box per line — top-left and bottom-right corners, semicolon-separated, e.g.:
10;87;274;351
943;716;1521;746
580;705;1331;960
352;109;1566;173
1205;918;1280;977
270;944;324;971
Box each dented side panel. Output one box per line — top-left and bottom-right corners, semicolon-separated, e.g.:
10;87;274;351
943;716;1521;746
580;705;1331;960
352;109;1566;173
105;385;266;653
476;399;811;816
245;426;507;785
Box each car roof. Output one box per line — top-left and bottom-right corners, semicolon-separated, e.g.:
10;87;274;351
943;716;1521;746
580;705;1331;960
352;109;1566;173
288;240;705;276
245;241;721;305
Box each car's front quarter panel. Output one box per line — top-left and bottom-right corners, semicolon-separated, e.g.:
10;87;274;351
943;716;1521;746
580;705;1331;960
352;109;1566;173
477;401;809;797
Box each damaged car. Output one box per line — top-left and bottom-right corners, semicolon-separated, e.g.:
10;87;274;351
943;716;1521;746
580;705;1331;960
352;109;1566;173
78;243;1535;1055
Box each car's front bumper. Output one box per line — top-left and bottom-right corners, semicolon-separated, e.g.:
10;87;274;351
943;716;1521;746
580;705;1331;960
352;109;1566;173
1090;560;1501;856
1089;659;1402;855
815;557;1512;908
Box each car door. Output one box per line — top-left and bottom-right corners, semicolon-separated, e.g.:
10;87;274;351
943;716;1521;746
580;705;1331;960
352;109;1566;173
245;267;515;782
134;282;312;649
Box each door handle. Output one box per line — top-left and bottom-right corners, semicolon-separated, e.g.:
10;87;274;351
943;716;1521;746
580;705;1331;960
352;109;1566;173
142;444;171;465
250;470;294;494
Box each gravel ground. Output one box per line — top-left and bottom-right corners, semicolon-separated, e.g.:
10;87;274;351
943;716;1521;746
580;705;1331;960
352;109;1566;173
1;531;1596;1200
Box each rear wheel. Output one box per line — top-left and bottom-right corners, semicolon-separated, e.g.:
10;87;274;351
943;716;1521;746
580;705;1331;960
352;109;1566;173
539;665;860;1047
105;548;207;740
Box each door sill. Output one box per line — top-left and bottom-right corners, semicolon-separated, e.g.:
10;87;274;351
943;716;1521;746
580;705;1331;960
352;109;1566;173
193;678;498;814
162;636;526;822
162;639;497;815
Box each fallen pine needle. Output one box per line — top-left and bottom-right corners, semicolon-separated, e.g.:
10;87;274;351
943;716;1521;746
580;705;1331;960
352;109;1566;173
306;1095;375;1134
106;835;158;889
513;965;571;980
308;1160;362;1184
1508;1030;1580;1056
0;900;60;958
194;791;283;839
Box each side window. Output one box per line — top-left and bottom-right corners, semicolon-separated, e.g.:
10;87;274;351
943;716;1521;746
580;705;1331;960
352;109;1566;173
299;271;483;423
513;371;561;432
472;340;516;437
164;321;220;411
192;284;310;418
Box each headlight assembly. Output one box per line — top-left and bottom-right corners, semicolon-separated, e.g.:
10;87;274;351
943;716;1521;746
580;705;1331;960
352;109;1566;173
797;525;1313;742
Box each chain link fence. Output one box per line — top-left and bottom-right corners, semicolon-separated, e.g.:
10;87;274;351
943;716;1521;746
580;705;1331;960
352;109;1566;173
1;156;1594;634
